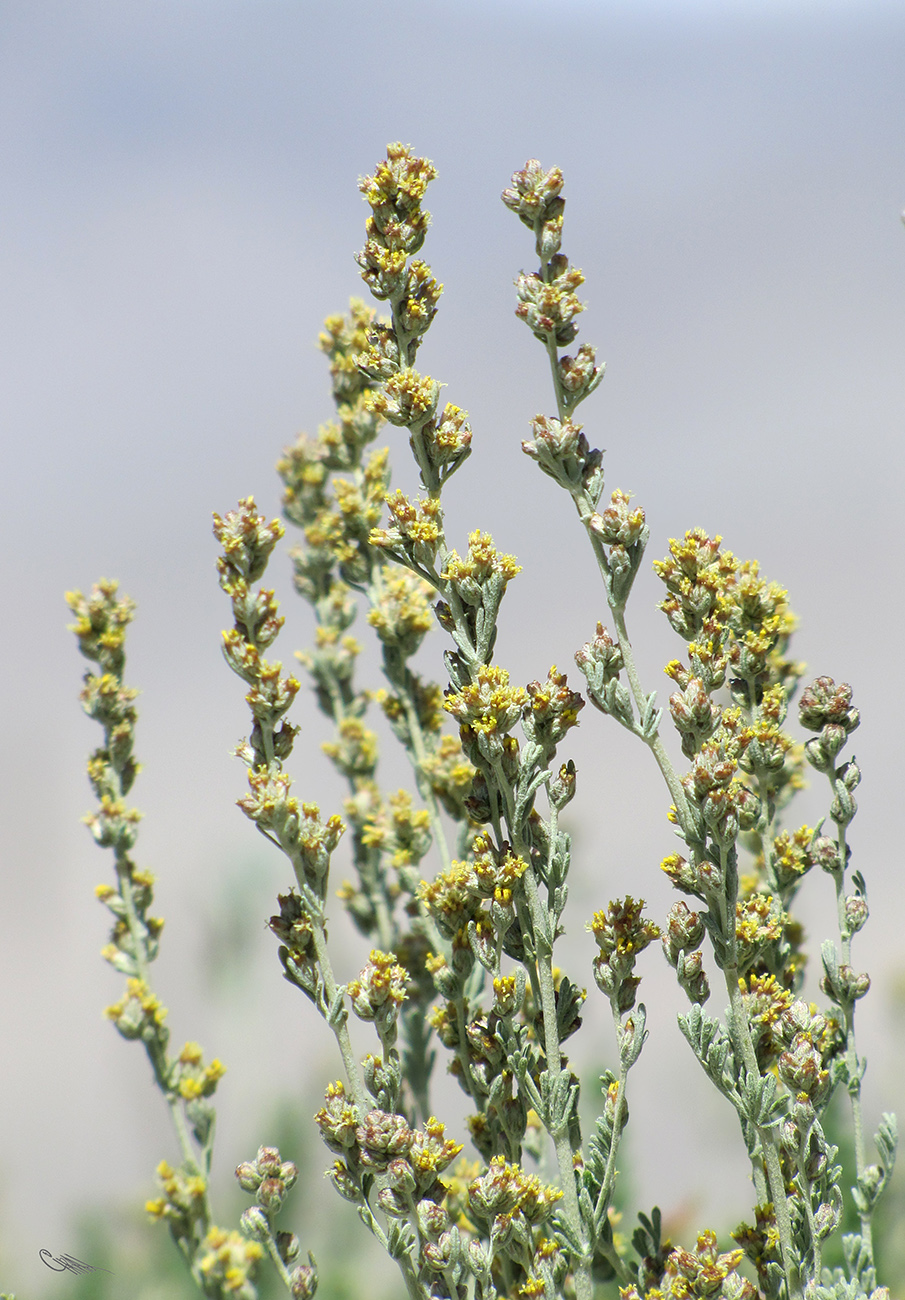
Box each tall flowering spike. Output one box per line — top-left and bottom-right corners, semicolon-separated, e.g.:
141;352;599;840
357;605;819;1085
69;147;896;1300
215;497;301;768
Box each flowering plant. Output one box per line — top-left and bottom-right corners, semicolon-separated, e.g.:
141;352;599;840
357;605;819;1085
67;144;895;1300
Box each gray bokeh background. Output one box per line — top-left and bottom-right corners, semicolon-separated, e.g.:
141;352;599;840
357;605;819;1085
3;0;904;1293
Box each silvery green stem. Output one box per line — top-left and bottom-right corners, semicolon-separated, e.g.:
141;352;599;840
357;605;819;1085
826;775;874;1262
610;601;693;835
261;1223;294;1293
519;861;592;1300
319;656;396;954
307;910;369;1113
717;837;801;1300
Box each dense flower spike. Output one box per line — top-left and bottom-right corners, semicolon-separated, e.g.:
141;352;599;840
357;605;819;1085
502;153;894;1300
70;583;239;1284
71;147;894;1300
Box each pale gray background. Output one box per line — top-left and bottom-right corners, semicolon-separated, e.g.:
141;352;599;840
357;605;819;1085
3;0;905;1294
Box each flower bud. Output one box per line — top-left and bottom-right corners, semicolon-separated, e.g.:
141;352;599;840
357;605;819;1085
778;1034;830;1105
804;736;832;773
814;1197;842;1241
257;1176;285;1211
799;677;859;734
663;901;705;962
492;974;520;1018
803;1132;828;1181
289;1257;318;1300
677;951;710;1005
549;759;577;810
821;963;871;1004
385;1157;417;1196
844;893;869;934
377;1186;408;1216
235;1161;260;1192
809;836;842;874
780;1118;800;1156
538;215;563;259
276;1232;300;1264
467;1239;490;1274
830;781;858;827
240;1206;269;1240
327;1160;361;1203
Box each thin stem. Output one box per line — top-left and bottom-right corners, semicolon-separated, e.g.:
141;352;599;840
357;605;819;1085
826;779;874;1258
519;863;592;1300
114;860;152;986
796;1158;822;1287
717;845;800;1300
491;755;518;834
260;719;276;768
610;602;693;835
594;1013;629;1227
108;720;215;1229
545;334;567;423
398;686;453;878
828;801;853;967
262;1224;294;1292
307;914;369;1113
359;1201;426;1300
595;1235;635;1288
321;663;395;954
724;969;801;1297
532;221;568;425
569;485;694;837
453;996;487;1115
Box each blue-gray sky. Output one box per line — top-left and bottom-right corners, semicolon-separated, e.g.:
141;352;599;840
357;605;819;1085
2;1;904;1293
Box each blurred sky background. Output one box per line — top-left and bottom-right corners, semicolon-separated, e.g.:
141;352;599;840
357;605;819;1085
3;0;905;1293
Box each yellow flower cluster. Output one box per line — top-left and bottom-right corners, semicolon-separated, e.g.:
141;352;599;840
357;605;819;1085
197;1227;264;1297
174;1041;227;1102
367;565;435;652
444;664;527;737
104;978;168;1040
442;530;522;589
